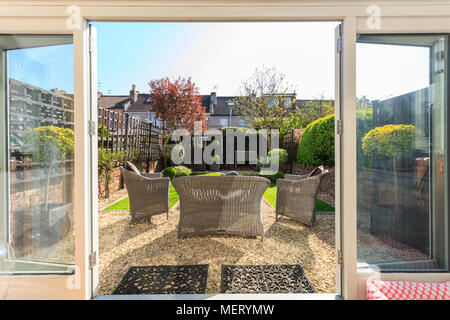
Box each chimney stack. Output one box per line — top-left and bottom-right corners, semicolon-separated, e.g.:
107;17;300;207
130;84;138;103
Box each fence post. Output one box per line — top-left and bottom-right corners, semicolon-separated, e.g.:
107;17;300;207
290;129;294;174
146;121;152;173
119;113;130;189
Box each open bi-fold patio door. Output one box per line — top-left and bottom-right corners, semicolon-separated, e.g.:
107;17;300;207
0;26;97;299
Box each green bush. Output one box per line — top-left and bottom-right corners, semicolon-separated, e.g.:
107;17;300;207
268;148;288;164
162;165;192;179
297;114;335;166
362;124;419;159
162;167;176;179
257;170;285;183
174;165;192;177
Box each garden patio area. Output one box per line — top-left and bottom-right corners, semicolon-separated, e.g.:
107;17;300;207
97;183;337;295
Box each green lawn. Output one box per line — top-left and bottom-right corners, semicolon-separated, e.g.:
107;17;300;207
263;184;334;212
105;182;179;210
105;173;334;212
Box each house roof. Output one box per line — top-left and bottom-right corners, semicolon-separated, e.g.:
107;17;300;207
98;95;129;109
99;91;333;116
99;93;211;113
214;96;237;116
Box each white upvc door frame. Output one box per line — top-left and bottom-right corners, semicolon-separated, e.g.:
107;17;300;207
0;18;92;300
335;17;358;300
1;0;450;300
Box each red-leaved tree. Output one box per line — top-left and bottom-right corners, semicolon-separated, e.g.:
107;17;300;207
149;77;206;132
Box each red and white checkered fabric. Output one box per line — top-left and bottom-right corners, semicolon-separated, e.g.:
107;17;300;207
367;279;450;300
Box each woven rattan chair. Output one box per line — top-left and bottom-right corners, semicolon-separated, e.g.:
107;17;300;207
120;167;170;223
172;175;270;241
276;171;329;227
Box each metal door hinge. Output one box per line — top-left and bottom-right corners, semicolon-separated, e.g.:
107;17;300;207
336;119;343;135
89;252;97;269
336;37;342;53
88;120;96;137
337;250;344;266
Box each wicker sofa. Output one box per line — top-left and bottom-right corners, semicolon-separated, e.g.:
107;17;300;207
120;167;170;223
276;171;329;227
172;175;270;240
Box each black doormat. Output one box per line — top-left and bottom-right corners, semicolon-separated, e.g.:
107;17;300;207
221;264;316;293
113;265;208;295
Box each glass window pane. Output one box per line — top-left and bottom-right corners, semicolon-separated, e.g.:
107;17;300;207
1;35;74;274
356;34;449;272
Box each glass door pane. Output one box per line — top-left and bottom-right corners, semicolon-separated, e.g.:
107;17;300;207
0;35;74;274
356;34;449;272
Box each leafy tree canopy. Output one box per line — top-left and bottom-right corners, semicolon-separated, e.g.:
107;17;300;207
149;77;206;132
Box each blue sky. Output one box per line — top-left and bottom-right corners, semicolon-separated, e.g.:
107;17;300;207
6;22;431;101
8;44;73;93
92;21;341;99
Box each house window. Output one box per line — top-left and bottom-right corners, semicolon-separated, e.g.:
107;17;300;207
219;118;228;128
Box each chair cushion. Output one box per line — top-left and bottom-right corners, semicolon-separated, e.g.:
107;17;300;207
367;279;450;300
308;165;324;177
125;161;141;176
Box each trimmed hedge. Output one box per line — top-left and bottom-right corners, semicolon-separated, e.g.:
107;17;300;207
297;114;335;166
162;167;176;179
162;165;192;179
362;124;418;158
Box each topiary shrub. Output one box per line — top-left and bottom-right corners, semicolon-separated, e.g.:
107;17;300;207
362;124;419;159
173;165;192;177
297;114;335;167
268;148;288;164
362;124;422;219
162;167;176;179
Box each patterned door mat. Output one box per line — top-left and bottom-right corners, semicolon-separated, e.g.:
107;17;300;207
221;264;316;293
113;265;208;295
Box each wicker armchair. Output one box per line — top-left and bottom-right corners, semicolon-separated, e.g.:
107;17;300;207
276;171;329;227
120;167;170;223
172;175;270;241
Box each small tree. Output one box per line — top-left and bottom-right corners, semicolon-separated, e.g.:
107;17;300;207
22;126;74;210
149;77;206;132
230;66;298;135
362;124;421;230
298;99;334;128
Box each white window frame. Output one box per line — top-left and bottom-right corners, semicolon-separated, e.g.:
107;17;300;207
0;0;450;300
